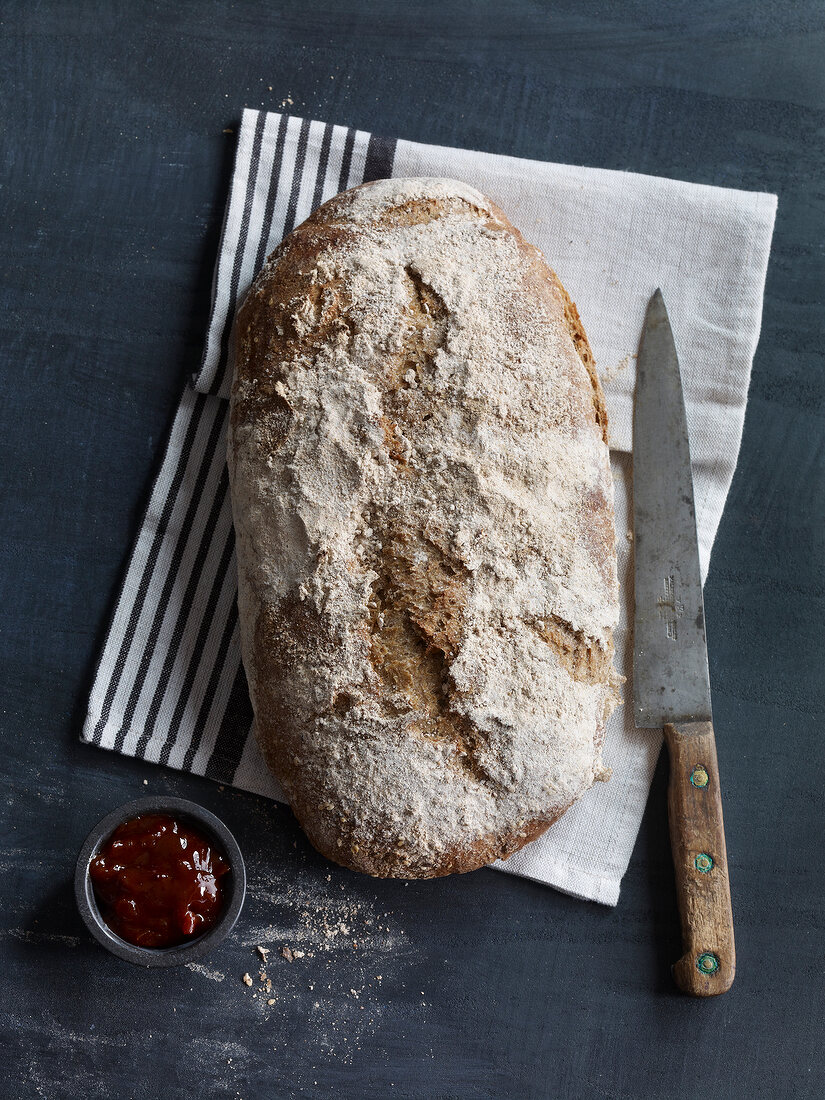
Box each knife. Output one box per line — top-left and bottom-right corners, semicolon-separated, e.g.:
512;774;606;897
633;289;735;996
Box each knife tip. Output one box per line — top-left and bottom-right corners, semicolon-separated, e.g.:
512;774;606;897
646;287;668;324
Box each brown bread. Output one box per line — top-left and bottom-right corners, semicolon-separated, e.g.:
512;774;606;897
228;177;621;878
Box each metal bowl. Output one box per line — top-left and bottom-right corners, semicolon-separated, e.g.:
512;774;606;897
75;795;246;967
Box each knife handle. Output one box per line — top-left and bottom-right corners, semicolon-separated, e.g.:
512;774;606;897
664;720;736;996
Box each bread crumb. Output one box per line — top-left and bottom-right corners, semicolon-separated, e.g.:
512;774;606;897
242;973;253;987
281;946;294;962
600;352;636;384
256;945;270;962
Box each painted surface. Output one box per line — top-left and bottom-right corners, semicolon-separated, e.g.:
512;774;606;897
1;2;824;1096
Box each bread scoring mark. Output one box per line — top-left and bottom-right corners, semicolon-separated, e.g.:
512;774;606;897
529;614;616;685
345;191;498;231
362;506;482;766
398;265;448;389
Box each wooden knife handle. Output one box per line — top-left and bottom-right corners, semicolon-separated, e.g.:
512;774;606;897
664;720;736;996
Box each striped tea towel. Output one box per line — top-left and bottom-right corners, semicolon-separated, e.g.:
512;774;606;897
82;109;777;905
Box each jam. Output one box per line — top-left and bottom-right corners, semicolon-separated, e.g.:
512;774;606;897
89;814;230;948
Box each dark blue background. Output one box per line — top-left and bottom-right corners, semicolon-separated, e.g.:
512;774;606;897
2;3;823;1097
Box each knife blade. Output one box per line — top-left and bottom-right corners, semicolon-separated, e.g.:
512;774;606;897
633;289;735;997
633;288;711;728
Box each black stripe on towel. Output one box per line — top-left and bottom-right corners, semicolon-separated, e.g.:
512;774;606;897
211;110;267;396
337;127;357;192
204;663;254;783
252;111;290;277
310;123;335;214
281;116;313;238
363;132;396;182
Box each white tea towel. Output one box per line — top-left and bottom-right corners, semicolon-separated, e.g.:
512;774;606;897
82;109;777;905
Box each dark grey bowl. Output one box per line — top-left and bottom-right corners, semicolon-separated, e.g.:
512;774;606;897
75;795;245;967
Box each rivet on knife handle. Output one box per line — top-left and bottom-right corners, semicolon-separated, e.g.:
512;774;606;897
664;720;736;996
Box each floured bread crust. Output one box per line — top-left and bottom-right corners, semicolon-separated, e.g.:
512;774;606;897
228;177;621;878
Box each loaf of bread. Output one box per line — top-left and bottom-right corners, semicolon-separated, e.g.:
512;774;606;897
228;177;621;878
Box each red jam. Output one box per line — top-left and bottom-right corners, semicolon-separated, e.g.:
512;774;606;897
89;814;230;948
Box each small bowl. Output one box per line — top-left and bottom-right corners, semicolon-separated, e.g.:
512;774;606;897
75;796;246;967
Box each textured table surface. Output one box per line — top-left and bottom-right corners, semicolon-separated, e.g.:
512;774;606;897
2;3;823;1097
